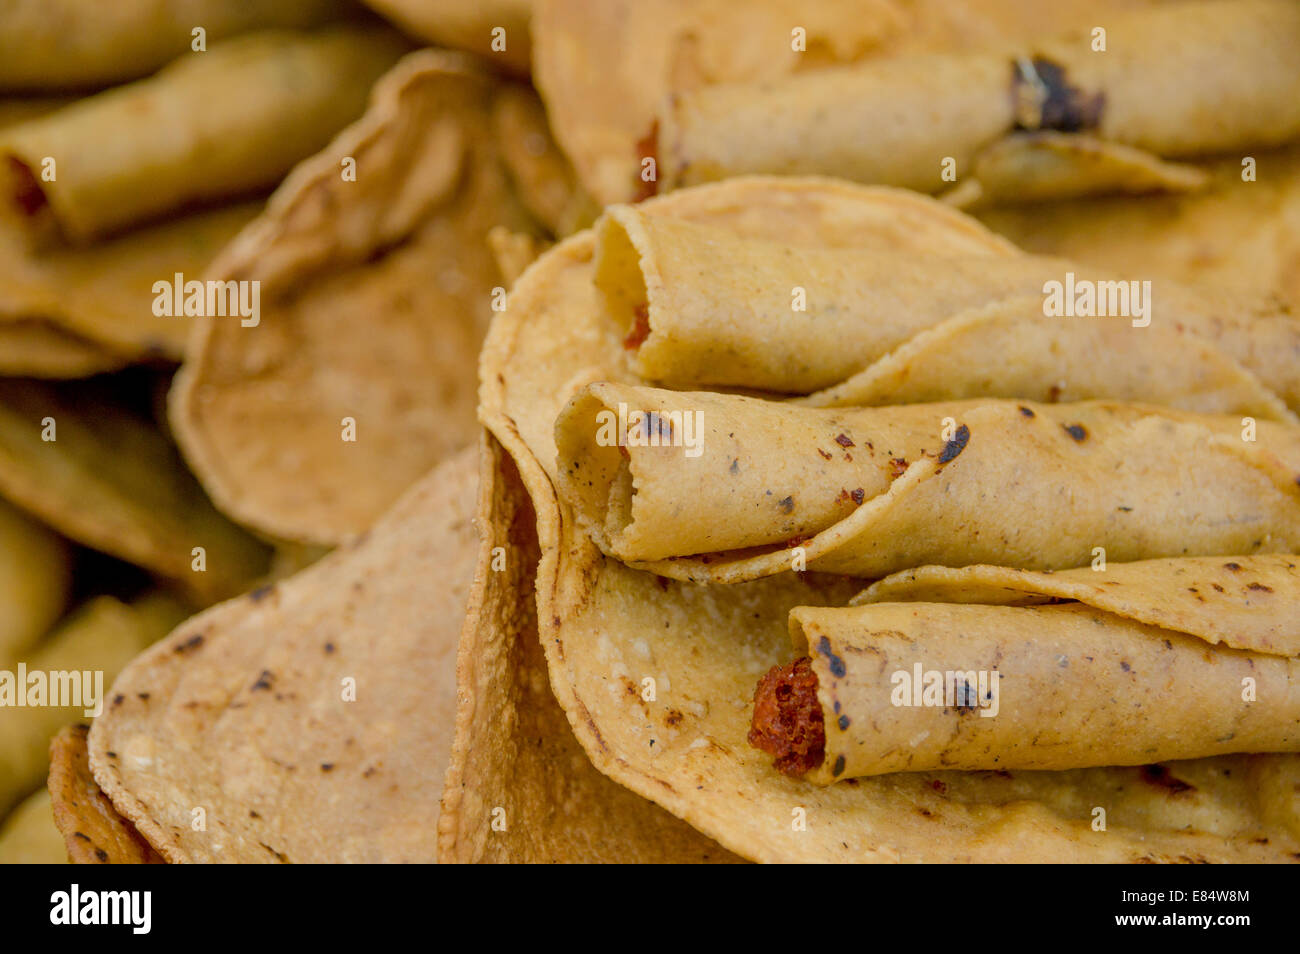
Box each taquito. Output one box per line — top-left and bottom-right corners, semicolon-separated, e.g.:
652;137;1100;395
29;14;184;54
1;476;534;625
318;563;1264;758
0;26;407;244
750;556;1300;781
597;205;1300;414
0;0;347;92
554;383;1300;582
661;0;1300;201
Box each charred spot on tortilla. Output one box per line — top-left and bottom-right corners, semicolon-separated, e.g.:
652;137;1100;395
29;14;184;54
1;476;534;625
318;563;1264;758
815;635;847;678
623;303;651;350
1012;57;1104;133
1018;406;1036;418
777;495;794;514
1224;562;1243;571
1140;764;1196;795
937;423;970;464
953;679;981;712
635;410;674;442
174;633;204;653
834;433;854;448
889;457;908;477
1063;423;1089;442
748;657;826;777
248;584;275;603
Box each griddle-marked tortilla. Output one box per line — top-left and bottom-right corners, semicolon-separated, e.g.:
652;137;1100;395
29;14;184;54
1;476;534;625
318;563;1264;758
47;725;163;864
437;434;744;863
491;83;590;236
597;204;1298;414
660;0;1300;202
556;384;1300;583
0;27;408;246
0;0;349;92
171;51;545;544
783;556;1300;779
87;449;481;863
480;176;1300;861
86;439;735;863
0;379;271;603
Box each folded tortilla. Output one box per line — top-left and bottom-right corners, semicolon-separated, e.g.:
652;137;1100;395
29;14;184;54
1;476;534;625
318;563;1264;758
47;725;163;864
597;205;1300;414
532;0;1156;205
0;378;271;604
0;26;407;245
555;383;1300;582
943;131;1209;209
482;175;1300;862
0;0;348;92
437;435;743;863
170;52;551;544
88;440;738;862
979;144;1300;310
751;556;1300;781
661;0;1300;200
0;202;258;362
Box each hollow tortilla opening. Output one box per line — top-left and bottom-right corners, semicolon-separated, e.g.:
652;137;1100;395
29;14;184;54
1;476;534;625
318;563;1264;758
593;208;652;352
555;388;641;551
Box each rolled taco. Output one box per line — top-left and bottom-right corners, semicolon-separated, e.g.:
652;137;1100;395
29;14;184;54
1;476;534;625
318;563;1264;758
596;204;1300;413
482;175;1300;862
0;0;347;92
0;26;407;245
751;556;1300;781
555;383;1300;582
660;0;1300;201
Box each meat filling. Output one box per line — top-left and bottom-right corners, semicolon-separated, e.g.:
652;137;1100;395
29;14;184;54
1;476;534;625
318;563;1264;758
748;657;825;776
7;156;47;217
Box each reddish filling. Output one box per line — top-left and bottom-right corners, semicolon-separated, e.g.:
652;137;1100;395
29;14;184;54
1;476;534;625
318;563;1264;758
748;657;825;776
622;303;651;350
632;121;659;202
7;157;47;217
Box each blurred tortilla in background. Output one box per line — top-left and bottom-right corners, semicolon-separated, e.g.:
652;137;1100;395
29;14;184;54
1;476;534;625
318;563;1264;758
171;50;577;544
0;0;351;91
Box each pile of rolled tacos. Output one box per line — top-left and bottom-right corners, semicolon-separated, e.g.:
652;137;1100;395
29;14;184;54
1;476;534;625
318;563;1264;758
1;0;1298;865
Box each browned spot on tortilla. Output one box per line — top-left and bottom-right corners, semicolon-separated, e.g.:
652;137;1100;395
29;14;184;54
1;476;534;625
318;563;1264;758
1012;57;1104;133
